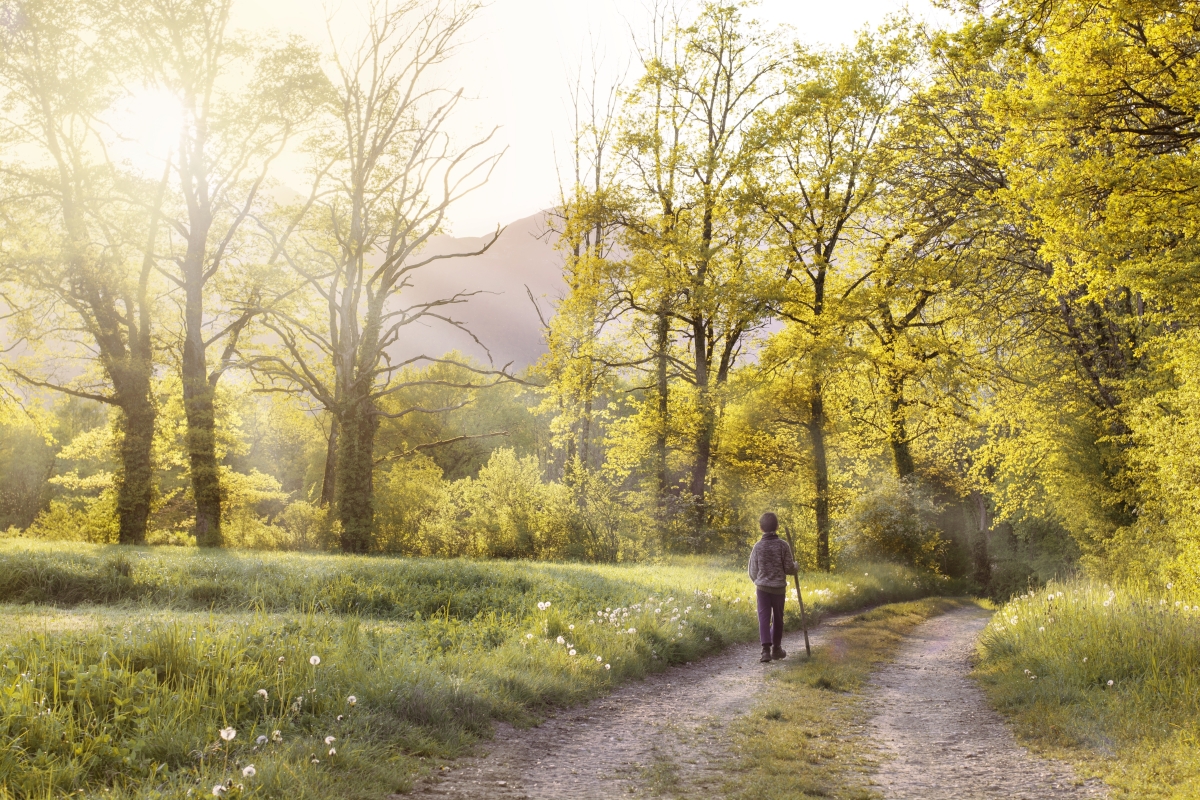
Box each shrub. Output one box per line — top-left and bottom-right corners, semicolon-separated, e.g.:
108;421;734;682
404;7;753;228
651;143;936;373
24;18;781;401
26;491;120;544
837;478;948;571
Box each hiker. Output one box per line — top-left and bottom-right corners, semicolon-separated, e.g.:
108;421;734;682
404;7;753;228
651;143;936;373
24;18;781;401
747;511;797;663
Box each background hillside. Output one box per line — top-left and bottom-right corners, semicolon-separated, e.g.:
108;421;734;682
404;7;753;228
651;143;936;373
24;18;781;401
400;212;564;370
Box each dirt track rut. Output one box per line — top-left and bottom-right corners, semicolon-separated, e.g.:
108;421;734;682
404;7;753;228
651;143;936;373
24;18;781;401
865;606;1106;799
412;626;822;798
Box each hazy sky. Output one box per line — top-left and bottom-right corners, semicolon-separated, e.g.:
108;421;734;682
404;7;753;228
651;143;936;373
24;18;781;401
232;0;949;237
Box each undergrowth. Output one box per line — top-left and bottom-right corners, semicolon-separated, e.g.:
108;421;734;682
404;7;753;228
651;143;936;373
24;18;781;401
0;541;953;799
975;580;1200;799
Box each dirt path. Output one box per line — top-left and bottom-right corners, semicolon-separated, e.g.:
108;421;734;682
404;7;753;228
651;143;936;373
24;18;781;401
865;606;1106;799
415;606;1109;799
412;625;824;799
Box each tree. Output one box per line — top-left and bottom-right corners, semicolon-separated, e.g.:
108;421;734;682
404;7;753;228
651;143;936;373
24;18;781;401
256;0;504;553
112;0;326;547
0;0;165;544
612;1;778;523
748;23;915;569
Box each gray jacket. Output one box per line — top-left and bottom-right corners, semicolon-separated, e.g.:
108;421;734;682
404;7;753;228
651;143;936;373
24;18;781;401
747;533;798;589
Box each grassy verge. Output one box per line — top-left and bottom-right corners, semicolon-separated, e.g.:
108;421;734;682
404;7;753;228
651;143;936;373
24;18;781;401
0;541;953;799
707;598;975;800
975;580;1200;800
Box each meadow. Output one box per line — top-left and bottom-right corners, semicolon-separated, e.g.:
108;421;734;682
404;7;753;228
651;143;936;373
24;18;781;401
975;580;1200;799
0;540;950;799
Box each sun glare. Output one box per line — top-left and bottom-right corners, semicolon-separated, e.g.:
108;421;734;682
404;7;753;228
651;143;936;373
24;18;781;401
107;88;185;176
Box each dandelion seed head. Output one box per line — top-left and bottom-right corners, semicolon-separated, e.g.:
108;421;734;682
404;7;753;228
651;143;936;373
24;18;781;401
628;627;637;634
605;664;611;670
328;748;336;756
325;736;336;745
256;735;268;745
569;649;577;656
219;727;237;741
257;689;268;700
212;785;226;796
242;766;256;778
557;636;566;645
348;695;356;705
1107;680;1114;686
569;624;575;630
309;655;321;666
271;730;282;742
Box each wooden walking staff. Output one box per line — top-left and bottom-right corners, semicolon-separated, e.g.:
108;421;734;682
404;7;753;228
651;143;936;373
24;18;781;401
783;524;812;658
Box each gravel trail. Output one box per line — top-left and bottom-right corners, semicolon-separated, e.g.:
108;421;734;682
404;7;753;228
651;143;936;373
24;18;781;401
412;625;825;799
866;606;1107;799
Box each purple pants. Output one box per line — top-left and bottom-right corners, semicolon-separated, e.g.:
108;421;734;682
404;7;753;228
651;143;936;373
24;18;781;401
756;588;786;647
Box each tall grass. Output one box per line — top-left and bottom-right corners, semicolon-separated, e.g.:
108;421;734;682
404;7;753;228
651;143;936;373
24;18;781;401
0;541;952;799
976;579;1200;798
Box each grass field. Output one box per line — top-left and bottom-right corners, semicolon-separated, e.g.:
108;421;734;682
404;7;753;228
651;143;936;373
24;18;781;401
975;580;1200;799
0;540;952;799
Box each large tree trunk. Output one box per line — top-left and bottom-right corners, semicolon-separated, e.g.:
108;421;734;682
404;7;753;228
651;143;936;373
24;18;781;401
113;378;156;545
319;415;339;506
808;382;831;571
888;376;915;479
182;321;222;547
335;395;379;553
179;129;223;547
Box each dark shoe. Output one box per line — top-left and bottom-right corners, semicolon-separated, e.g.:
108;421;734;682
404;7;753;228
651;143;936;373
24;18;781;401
760;645;772;663
772;646;787;660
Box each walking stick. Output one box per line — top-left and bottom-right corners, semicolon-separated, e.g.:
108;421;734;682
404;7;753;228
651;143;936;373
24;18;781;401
783;524;812;659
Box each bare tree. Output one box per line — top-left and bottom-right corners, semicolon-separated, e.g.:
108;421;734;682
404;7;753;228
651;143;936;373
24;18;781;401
254;0;504;552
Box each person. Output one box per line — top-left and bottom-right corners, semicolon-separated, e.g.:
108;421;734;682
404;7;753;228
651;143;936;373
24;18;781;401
747;511;797;663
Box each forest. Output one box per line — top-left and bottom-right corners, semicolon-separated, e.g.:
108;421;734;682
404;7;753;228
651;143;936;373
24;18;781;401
2;0;1199;603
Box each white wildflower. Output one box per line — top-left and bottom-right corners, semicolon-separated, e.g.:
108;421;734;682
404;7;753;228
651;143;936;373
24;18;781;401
257;689;268;700
212;785;226;797
628;627;637;634
557;635;566;645
348;695;357;705
272;730;282;743
219;727;237;742
242;766;256;778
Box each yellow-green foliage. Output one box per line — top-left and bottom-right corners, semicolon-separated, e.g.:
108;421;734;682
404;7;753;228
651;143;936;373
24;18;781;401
0;541;948;799
976;580;1200;799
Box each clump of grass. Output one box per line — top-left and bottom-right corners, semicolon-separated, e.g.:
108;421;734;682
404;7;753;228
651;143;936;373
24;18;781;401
975;579;1200;799
0;541;953;799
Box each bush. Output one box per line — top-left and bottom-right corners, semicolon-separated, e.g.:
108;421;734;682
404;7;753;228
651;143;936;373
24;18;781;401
836;478;948;571
25;492;120;544
373;454;445;554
